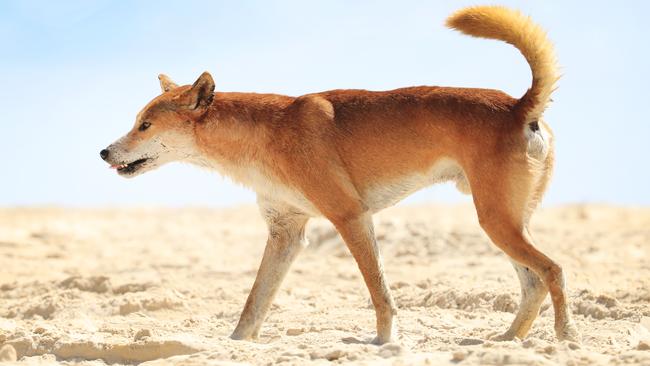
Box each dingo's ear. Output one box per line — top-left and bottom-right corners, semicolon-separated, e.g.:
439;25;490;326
176;72;215;110
158;74;178;93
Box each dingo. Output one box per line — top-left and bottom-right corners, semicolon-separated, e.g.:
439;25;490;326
101;6;579;344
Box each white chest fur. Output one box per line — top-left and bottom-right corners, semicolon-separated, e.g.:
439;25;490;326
186;155;321;216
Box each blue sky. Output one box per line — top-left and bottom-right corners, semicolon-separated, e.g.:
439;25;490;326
0;1;648;206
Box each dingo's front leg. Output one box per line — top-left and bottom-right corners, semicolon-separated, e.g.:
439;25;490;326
230;200;309;340
332;212;397;344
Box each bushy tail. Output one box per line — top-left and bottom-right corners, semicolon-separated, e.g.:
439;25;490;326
446;6;559;123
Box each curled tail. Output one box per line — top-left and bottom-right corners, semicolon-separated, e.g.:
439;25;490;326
446;6;559;123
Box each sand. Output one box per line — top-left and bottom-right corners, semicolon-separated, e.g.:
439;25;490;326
0;204;649;365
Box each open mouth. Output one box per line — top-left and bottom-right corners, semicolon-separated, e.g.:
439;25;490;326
111;158;149;174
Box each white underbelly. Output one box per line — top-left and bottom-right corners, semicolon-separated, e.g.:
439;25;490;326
190;155;467;217
362;158;469;212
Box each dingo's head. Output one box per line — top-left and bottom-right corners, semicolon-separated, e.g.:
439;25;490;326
100;72;215;178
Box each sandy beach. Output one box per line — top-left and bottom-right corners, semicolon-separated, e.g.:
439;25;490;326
1;204;649;365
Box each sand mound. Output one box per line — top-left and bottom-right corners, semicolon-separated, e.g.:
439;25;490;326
0;205;649;365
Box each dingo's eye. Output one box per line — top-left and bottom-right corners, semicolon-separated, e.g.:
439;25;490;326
139;121;151;131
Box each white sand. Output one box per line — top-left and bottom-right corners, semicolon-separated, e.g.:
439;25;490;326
0;204;649;365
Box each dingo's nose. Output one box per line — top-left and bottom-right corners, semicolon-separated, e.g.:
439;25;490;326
100;149;110;160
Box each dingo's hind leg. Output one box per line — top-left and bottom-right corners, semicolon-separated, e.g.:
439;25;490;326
468;158;579;342
491;259;548;341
